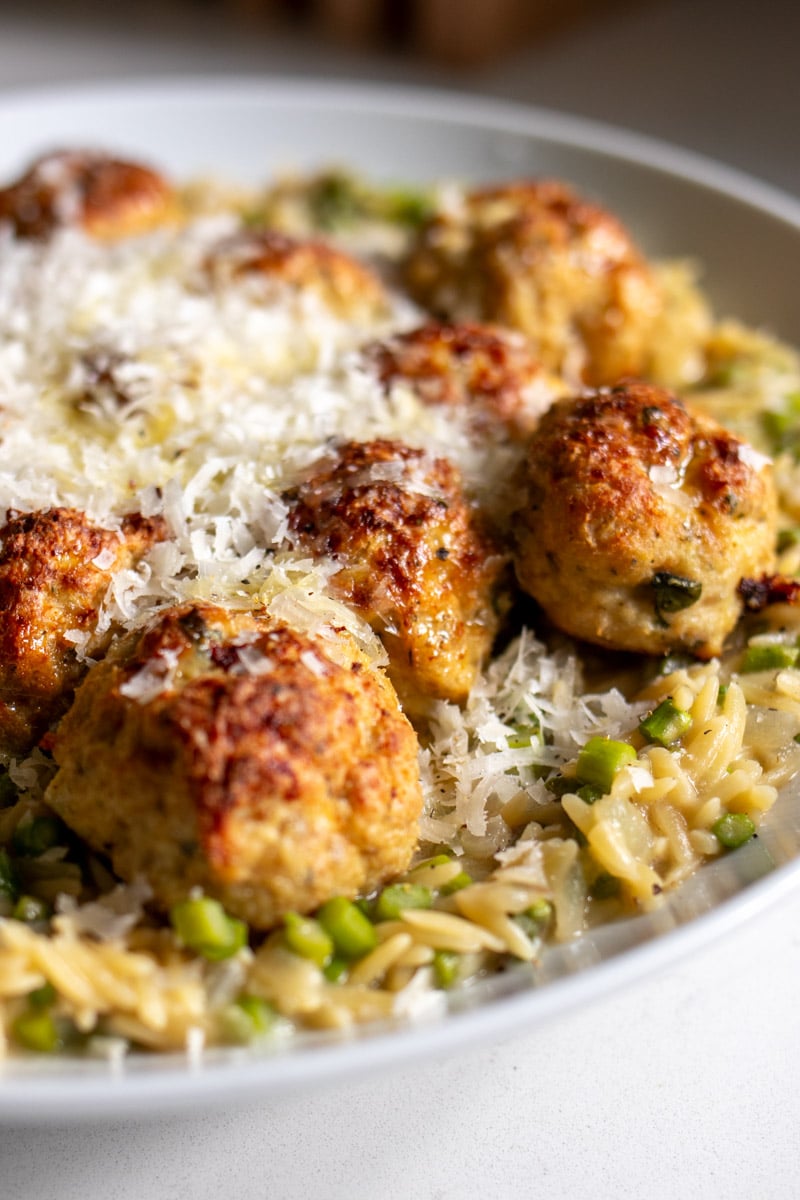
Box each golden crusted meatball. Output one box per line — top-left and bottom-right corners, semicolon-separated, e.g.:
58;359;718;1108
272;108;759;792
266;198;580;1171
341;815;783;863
0;507;167;756
513;381;777;658
45;604;423;928
0;150;178;240
204;228;389;323
284;439;507;712
404;180;662;387
363;320;566;441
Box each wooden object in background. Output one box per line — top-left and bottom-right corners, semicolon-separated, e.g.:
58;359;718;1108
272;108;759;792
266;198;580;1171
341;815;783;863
315;0;384;43
418;0;634;64
223;0;635;65
412;0;526;65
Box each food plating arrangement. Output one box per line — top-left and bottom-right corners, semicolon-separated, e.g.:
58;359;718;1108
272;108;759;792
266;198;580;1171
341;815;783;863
0;150;799;1060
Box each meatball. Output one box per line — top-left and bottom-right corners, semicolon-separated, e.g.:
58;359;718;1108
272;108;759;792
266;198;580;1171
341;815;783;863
44;604;423;928
0;150;178;240
363;320;565;442
0;507;167;756
404;180;662;387
513;381;777;658
204;228;389;323
284;439;507;712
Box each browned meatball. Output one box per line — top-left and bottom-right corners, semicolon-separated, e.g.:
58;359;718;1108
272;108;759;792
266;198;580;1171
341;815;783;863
284;439;507;712
204;228;389;323
404;180;662;387
363;320;565;441
0;507;167;755
513;381;777;658
0;150;178;240
45;604;423;928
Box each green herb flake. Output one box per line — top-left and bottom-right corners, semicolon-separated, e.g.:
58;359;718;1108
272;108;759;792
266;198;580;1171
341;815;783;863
651;572;703;617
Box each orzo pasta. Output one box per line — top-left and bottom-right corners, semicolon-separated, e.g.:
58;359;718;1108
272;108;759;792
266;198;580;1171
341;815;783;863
0;155;798;1060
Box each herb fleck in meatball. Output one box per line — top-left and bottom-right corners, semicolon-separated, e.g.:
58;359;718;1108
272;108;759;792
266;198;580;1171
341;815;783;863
363;320;565;442
284;439;507;712
0;150;178;240
513;381;777;658
45;604;424;929
204;228;389;323
404;180;662;386
0;507;167;756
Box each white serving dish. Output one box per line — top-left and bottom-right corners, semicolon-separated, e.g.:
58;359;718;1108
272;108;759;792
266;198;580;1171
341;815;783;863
0;77;799;1122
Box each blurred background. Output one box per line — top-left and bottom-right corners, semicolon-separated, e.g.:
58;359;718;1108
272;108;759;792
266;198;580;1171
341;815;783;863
0;0;798;194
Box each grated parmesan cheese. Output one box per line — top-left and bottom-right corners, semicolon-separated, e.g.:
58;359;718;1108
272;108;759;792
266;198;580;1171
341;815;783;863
0;199;657;896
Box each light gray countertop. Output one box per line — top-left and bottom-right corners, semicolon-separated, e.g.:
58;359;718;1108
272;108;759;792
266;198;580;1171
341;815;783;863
1;3;799;1196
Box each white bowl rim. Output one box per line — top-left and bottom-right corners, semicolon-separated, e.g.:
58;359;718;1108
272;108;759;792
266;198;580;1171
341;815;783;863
0;73;800;227
3;855;799;1123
